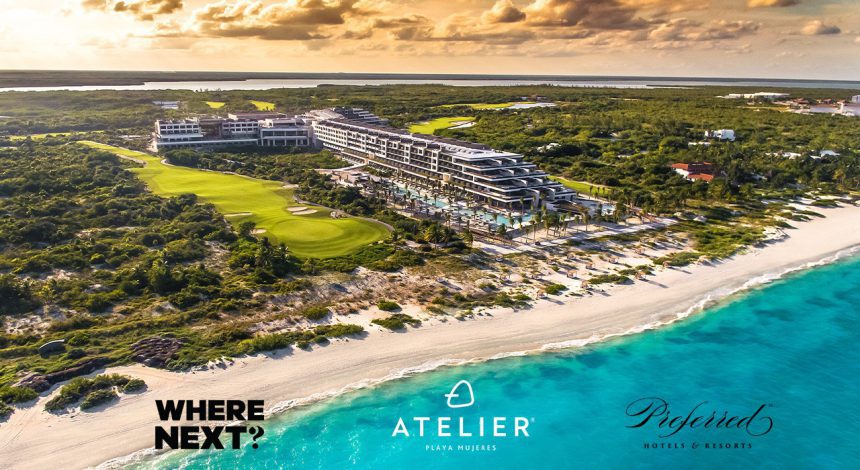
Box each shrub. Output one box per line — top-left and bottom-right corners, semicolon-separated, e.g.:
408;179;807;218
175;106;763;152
303;305;330;321
80;389;118;410
653;251;701;267
376;300;401;312
588;274;630;285
65;348;87;360
0;385;38;404
122;378;147;393
545;283;567;295
372;314;420;330
44;374;142;412
313;324;363;338
0;402;12;420
239;333;294;354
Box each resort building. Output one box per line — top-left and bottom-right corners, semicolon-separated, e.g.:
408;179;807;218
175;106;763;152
671;162;716;182
153;113;311;151
704;129;735;141
312;117;576;209
721;92;789;100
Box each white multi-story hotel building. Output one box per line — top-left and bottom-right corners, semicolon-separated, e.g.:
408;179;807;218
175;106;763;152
153;112;310;151
152;107;574;208
312;118;575;209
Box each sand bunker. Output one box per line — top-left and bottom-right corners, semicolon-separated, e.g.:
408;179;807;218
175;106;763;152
224;212;253;217
287;206;317;215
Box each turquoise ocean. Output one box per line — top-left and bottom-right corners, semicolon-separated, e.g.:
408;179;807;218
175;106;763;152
141;253;860;469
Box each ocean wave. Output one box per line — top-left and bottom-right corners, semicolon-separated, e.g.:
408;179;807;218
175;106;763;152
541;244;860;353
96;244;860;469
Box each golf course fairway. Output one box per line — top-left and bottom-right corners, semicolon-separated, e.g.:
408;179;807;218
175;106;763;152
79;142;390;258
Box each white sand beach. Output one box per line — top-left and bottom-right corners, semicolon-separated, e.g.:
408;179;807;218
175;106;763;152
2;204;859;470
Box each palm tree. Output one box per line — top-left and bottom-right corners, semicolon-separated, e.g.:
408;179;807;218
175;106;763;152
534;210;544;241
543;211;552;237
497;223;507;238
462;229;474;248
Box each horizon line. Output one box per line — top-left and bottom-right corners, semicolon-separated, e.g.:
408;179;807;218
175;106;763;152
2;69;860;85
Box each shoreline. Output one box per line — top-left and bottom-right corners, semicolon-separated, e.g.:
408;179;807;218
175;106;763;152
2;204;859;470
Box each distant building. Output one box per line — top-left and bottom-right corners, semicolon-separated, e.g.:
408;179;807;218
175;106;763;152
153;101;180;110
809;104;841;114
851;95;860;104
815;150;841;159
721;92;789;100
767;151;802;160
671;162;716;183
304;107;388;126
839;102;860;117
704;129;735;141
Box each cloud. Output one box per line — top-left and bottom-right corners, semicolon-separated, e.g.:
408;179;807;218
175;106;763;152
82;0;183;20
647;18;759;44
801;20;841;35
155;0;370;40
522;0;648;30
374;14;535;44
746;0;799;7
372;15;435;40
482;0;526;24
81;0;110;8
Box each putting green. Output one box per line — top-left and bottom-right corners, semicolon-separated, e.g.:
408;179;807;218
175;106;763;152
79;142;390;258
409;116;475;135
250;100;276;111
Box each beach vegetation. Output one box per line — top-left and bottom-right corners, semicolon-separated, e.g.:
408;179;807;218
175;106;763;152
80;388;119;410
544;283;567;295
0;385;38;404
372;314;420;330
376;300;401;312
43;374;140;412
588;274;630;285
653;251;701;267
237;324;364;354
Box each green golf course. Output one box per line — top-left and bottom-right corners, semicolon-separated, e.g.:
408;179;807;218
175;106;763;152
408;116;475;134
79;141;390;258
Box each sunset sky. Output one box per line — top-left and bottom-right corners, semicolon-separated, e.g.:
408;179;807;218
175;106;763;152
1;0;859;79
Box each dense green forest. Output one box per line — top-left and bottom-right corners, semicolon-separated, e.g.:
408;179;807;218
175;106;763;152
1;84;856;200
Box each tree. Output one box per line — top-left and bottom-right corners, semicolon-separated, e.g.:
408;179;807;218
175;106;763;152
497;223;507;238
238;221;256;239
462;229;474;248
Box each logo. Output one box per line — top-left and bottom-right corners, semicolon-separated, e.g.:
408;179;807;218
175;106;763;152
391;380;532;449
626;397;774;451
445;380;475;408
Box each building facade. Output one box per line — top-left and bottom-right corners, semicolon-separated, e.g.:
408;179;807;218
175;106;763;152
153;113;311;151
312;118;575;209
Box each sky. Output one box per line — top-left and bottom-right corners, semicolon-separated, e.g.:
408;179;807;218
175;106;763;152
1;0;859;79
